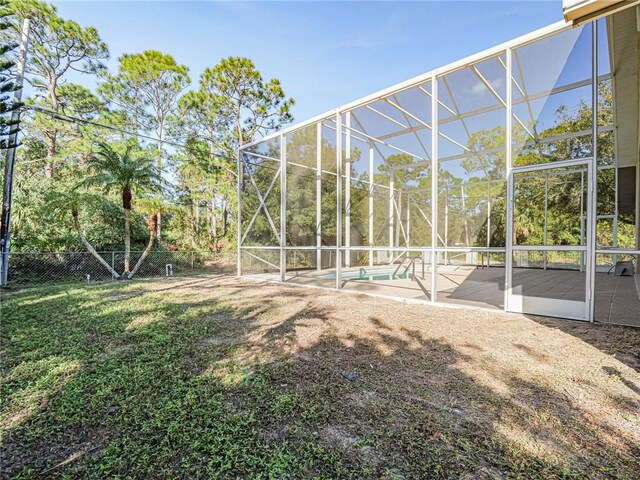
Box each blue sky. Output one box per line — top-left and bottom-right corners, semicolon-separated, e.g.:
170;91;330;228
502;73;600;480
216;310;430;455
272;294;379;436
52;1;564;124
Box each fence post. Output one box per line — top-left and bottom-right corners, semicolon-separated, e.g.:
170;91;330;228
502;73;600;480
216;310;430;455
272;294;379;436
191;251;194;271
111;252;115;281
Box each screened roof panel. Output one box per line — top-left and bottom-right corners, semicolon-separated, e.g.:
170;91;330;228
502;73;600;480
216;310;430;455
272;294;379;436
473;54;507;104
461;108;506;139
436;83;457;120
244;136;281;160
384;130;431;161
438;62;505;116
388;82;433;127
513;23;592;98
285;124;317;169
347;133;370;178
349;103;412;138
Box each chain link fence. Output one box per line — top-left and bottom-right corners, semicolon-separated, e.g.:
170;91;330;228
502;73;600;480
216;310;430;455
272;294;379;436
6;250;236;287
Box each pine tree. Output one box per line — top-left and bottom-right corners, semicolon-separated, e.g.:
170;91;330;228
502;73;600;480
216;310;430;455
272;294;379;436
0;2;22;151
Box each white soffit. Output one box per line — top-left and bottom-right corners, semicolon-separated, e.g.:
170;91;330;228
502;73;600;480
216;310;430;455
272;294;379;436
563;0;640;24
609;8;639;168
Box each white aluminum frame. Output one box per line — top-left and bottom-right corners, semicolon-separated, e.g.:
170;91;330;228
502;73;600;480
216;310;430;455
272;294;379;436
238;17;636;323
241;21;574;151
506;158;594;321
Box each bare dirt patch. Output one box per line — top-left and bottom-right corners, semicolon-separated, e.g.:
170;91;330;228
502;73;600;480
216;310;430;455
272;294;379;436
160;275;640;477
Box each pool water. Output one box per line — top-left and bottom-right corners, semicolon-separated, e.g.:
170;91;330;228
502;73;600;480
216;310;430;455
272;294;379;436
317;268;413;281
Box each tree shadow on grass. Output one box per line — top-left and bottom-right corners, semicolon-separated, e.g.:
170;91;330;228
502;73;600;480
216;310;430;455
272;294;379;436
1;278;639;478
525;314;640;373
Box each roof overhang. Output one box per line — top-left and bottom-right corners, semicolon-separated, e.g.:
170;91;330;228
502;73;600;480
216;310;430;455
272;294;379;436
563;0;640;25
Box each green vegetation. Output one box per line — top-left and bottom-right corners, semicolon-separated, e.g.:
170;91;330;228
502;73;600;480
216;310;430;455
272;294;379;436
1;282;375;478
2;0;294;260
3;0;635;276
77;142;159;278
1;3;22;151
2;278;638;478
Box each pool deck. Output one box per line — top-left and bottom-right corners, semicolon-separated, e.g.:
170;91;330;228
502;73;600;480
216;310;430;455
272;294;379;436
244;266;639;327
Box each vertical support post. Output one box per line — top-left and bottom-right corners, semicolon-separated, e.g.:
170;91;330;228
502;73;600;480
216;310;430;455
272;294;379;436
280;133;287;282
543;173;548;270
336;112;343;289
580;171;585;272
396;188;402;248
487;179;492;267
444;187;449;265
461;184;469;246
389;171;395;264
487;179;491;249
394;188;406;247
504;47;514;312
345;112;351;268
369;143;374;267
237;151;243;277
613;158;619;266
586;21;598;321
316;122;322;270
431;75;439;302
1;18;30;288
112;252;116;280
406;192;411;246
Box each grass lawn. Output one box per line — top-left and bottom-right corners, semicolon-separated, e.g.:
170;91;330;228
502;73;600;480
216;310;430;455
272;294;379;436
1;275;639;479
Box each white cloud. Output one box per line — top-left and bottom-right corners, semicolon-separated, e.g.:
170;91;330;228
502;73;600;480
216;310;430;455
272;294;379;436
469;77;503;95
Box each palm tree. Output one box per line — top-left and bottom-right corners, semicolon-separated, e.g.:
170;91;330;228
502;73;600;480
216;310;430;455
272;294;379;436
127;196;165;278
47;186;121;279
82;142;158;276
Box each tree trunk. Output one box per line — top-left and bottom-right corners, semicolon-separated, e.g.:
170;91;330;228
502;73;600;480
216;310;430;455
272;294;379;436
193;197;200;248
222;203;228;237
207;142;219;250
127;213;157;279
156;212;162;247
124;208;131;273
236;110;245;188
44;131;57;178
45;79;59;178
212;195;219;250
156;125;164;246
72;211;120;279
134;90;140;135
205;205;211;247
194;199;200;234
123;188;132;274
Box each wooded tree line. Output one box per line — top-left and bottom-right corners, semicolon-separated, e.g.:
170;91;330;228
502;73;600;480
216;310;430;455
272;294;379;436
1;0;293;277
3;0;632;277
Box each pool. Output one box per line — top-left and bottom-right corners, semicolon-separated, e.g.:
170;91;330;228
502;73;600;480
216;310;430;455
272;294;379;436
316;267;413;281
